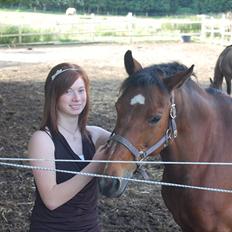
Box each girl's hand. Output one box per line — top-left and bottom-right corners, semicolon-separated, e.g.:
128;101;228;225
93;144;108;161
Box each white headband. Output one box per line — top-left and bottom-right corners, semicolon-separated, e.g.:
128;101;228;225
51;68;79;81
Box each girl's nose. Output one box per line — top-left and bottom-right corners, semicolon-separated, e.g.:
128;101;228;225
72;90;80;100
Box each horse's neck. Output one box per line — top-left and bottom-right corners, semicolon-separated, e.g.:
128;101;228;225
164;84;212;162
176;82;209;120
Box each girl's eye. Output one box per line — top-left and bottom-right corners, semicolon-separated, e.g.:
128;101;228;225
79;88;85;93
148;115;161;125
65;89;73;94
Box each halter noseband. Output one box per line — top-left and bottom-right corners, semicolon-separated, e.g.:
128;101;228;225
109;92;177;163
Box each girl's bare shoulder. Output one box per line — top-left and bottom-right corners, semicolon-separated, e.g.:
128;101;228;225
28;130;54;158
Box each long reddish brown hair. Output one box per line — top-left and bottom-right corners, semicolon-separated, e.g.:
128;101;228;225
40;63;90;137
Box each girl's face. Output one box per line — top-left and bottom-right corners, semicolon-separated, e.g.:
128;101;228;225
57;77;87;117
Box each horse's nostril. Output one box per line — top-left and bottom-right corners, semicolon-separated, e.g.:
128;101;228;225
106;178;120;190
99;177;122;197
114;178;121;190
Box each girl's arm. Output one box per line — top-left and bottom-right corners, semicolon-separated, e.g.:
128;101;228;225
28;130;106;211
87;126;111;149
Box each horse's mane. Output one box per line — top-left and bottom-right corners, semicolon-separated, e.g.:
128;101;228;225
120;62;195;93
226;44;232;49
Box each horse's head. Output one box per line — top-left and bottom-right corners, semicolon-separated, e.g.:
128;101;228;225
99;50;194;197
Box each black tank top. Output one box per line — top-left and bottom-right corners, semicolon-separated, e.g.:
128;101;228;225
29;131;100;232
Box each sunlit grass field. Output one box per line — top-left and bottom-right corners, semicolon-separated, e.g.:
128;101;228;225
0;10;202;45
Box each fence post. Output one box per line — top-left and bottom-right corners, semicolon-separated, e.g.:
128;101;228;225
90;13;95;42
127;12;133;44
230;20;232;43
200;15;206;42
210;16;215;43
220;14;225;45
18;25;22;44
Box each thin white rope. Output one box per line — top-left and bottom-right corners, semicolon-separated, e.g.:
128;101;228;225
1;157;232;165
1;161;232;193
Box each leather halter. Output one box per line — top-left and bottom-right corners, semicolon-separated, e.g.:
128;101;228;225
109;92;177;164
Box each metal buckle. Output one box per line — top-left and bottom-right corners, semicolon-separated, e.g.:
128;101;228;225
170;103;176;119
166;128;172;140
139;150;147;160
164;128;172;147
173;129;178;138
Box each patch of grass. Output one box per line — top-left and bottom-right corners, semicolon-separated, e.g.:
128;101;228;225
161;22;201;33
0;24;57;44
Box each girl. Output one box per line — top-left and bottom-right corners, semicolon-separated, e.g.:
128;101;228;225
28;63;110;231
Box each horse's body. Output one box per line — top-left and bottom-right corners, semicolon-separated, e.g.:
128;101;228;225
210;45;232;94
99;50;232;231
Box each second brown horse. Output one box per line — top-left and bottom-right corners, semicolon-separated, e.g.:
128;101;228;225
210;45;232;94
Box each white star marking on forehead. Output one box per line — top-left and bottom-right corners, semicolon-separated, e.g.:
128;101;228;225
130;94;145;105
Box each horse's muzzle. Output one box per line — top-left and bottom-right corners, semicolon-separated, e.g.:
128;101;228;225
98;176;129;198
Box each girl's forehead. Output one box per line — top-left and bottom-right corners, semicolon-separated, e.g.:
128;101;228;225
70;77;85;88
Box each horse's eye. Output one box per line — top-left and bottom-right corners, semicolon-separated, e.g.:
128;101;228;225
148;115;161;125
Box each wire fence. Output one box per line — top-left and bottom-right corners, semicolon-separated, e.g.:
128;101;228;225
1;157;232;193
2;159;232;193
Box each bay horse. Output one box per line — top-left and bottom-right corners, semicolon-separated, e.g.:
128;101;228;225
210;45;232;95
99;50;232;231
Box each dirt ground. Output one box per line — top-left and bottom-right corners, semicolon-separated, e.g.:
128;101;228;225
0;41;227;232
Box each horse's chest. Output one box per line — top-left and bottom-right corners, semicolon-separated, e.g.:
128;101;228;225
162;189;232;231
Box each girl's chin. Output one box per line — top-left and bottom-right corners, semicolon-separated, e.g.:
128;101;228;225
69;111;81;116
61;110;81;117
59;107;84;116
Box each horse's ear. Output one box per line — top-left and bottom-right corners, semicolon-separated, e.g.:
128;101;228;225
210;78;213;84
124;50;143;75
163;65;194;91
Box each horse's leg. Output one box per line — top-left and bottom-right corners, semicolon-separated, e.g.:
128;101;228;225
213;58;223;90
226;76;231;94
